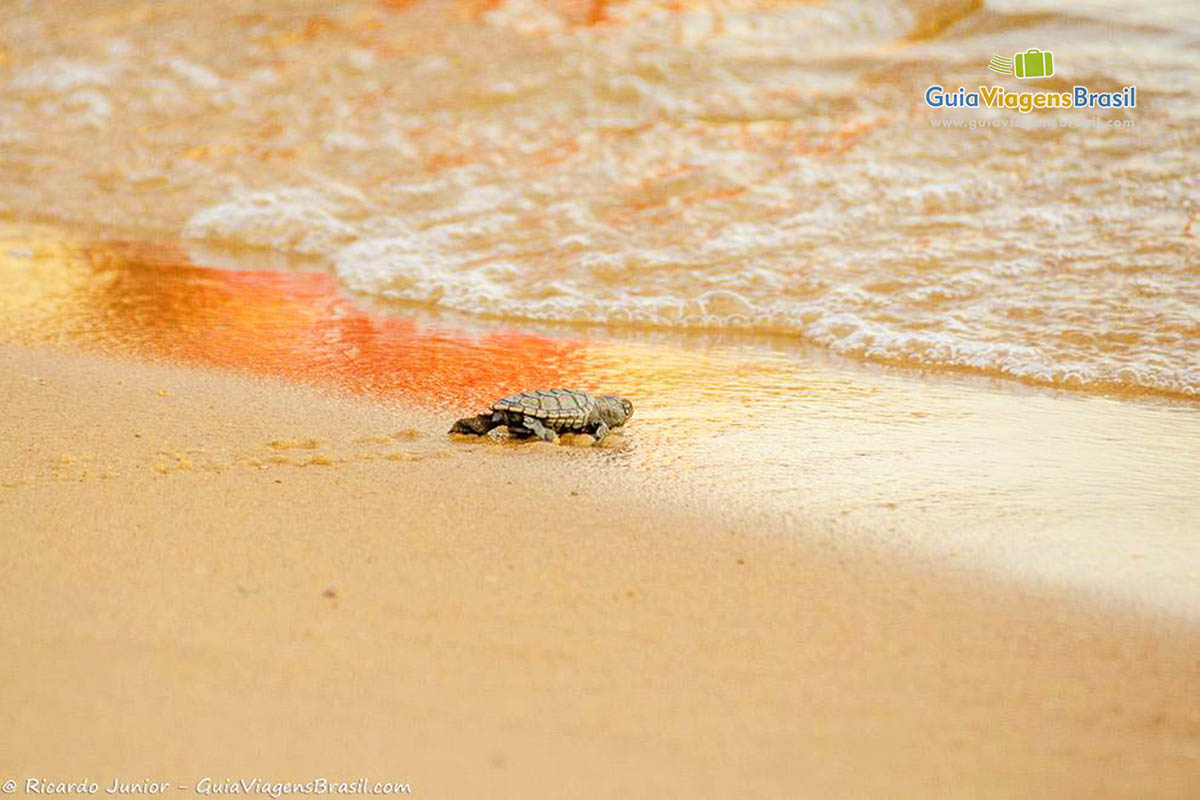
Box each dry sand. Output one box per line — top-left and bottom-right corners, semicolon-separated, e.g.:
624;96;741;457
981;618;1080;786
1;343;1199;798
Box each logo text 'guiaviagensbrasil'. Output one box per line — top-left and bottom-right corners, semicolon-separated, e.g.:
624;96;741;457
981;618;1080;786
925;49;1135;113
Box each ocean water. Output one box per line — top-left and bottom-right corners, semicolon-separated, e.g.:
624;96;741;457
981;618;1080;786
1;0;1196;398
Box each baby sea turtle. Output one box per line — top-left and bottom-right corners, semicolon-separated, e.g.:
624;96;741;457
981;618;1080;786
450;389;633;445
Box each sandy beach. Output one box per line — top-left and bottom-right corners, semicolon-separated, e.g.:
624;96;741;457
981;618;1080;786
2;342;1199;797
2;0;1199;795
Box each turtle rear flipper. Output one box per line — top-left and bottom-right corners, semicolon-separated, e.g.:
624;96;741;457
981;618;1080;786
524;416;559;444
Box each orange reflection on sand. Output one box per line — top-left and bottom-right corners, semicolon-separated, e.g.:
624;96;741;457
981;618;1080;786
0;226;587;410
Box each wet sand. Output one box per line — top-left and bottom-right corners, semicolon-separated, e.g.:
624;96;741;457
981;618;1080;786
2;342;1199;797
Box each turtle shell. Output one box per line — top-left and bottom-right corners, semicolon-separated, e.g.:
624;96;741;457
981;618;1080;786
492;389;596;427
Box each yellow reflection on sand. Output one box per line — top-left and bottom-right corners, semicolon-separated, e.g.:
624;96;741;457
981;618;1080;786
571;336;1200;615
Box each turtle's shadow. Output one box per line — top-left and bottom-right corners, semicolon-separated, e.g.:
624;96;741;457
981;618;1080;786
449;430;630;451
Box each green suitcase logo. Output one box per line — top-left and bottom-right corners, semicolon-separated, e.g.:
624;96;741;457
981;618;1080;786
1014;48;1054;79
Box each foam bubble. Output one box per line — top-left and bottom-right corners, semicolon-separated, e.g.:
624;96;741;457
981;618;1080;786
11;59;112;92
165;58;223;90
183;189;361;255
333;235;514;307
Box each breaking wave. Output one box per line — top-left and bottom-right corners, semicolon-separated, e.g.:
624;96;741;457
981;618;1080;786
2;0;1196;398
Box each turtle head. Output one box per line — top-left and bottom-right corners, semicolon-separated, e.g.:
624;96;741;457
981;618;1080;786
598;395;633;427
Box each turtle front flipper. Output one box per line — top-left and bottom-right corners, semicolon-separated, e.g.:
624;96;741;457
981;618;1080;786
450;413;500;436
590;421;610;445
524;416;559;444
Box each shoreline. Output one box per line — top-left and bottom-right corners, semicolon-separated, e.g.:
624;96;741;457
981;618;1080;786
3;342;1199;796
2;220;1199;617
